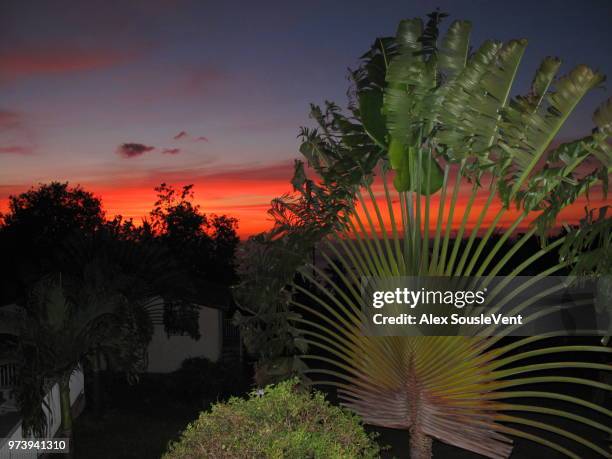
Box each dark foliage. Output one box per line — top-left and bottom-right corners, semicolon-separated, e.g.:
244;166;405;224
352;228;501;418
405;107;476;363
171;357;249;405
149;183;239;287
0;180;240;438
0;182;105;304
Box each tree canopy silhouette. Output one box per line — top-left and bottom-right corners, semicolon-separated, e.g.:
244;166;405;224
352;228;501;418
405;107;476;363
0;182;106;304
149;182;239;287
0;180;241;446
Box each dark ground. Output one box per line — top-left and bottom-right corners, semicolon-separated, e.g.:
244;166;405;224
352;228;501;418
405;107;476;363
369;388;610;459
72;369;610;459
73;374;203;459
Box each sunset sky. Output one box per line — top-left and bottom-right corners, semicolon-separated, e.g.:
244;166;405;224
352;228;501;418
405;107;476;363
1;0;611;237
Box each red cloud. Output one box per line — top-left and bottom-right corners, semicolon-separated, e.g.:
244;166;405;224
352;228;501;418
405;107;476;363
196;136;209;142
116;143;155;158
0;145;32;155
0;110;34;154
0;47;131;80
0;110;23;129
162;148;181;155
173;130;188;140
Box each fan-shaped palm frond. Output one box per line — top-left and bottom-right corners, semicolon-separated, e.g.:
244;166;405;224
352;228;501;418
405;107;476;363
292;168;611;458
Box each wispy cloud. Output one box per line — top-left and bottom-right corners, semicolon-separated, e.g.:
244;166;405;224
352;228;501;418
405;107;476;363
162;148;181;155
0;145;32;155
172;130;209;142
0;109;34;154
0;110;24;129
0;47;132;81
182;65;225;94
116;142;155;158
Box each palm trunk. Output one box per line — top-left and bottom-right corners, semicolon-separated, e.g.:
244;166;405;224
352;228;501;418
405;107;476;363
59;376;74;459
410;427;432;459
91;349;103;417
407;353;432;459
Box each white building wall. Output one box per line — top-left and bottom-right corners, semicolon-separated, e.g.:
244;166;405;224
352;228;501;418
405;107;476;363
0;368;84;459
146;306;221;373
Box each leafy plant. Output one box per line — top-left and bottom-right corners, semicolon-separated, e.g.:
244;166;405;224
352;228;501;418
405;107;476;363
233;74;386;386
0;274;127;455
560;206;612;344
0;235;177;448
163;378;380;459
232;11;611;457
148;182;239;287
286;11;612;459
233;230;316;386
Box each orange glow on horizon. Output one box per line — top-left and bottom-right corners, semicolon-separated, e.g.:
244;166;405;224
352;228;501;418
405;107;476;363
0;171;607;239
0;174;290;238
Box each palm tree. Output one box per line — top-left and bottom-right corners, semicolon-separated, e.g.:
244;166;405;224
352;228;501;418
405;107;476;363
2;274;125;457
286;11;611;459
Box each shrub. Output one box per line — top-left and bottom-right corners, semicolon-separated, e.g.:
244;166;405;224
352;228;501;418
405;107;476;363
163;378;380;459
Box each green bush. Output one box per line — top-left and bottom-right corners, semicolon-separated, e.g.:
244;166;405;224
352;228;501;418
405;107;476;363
163;378;380;459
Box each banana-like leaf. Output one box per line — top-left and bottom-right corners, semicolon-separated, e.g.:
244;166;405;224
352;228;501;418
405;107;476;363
499;65;605;202
379;18;443;194
438;20;472;76
592;97;612;168
358;89;387;148
377;12;604;204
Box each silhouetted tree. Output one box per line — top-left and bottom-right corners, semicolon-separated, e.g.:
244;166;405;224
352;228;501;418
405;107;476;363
149;182;239;286
0;182;105;304
145;183;239;338
0;180;240;439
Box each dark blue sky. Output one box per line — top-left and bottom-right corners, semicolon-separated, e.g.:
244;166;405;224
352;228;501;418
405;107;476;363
1;0;610;234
